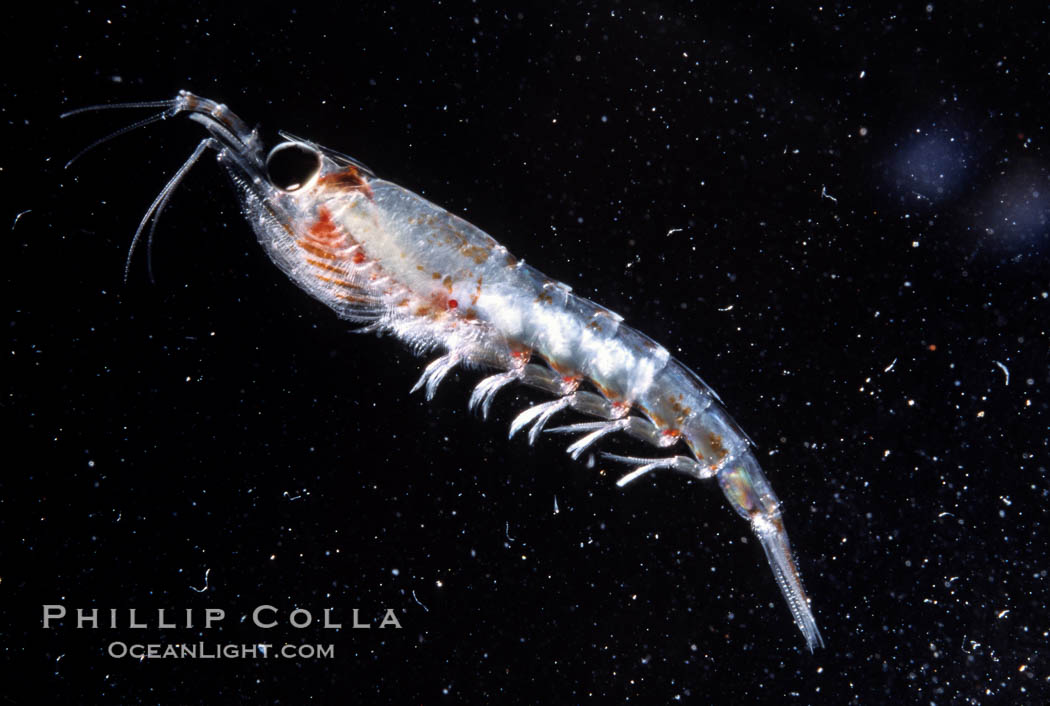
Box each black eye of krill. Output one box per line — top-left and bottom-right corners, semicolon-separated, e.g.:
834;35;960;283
266;142;322;192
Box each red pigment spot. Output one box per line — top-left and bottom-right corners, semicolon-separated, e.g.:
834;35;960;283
427;290;451;313
308;206;339;241
352;252;366;264
447;299;458;309
318;166;375;200
661;429;681;438
562;376;575;384
507;345;532;364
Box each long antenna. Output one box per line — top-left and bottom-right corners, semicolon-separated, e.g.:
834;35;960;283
62;105;177;169
123;138;213;282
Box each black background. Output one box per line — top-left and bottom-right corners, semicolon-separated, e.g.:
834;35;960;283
5;2;1048;703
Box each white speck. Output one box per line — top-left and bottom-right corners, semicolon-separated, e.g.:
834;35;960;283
993;360;1009;386
821;186;838;203
884;358;897;372
190;568;211;593
553;496;560;515
11;209;31;231
505;521;515;542
859;70;866;79
412;590;429;612
718;304;734;312
997;609;1010;619
666;227;683;236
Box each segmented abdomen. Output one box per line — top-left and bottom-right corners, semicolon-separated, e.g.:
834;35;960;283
285;173;751;473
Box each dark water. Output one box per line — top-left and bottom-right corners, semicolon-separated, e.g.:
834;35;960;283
6;3;1047;703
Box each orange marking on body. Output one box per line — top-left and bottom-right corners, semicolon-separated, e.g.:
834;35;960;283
447;299;458;309
541;358;581;390
709;433;727;458
334;292;374;304
661;429;681;439
297;240;340;259
535;291;554;305
315;274;364;291
306;258;351;275
302;206;366;263
428;290;450;313
646;409;669;428
546;358;579;378
318;166;363;187
319;166;374;200
308;206;341;242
